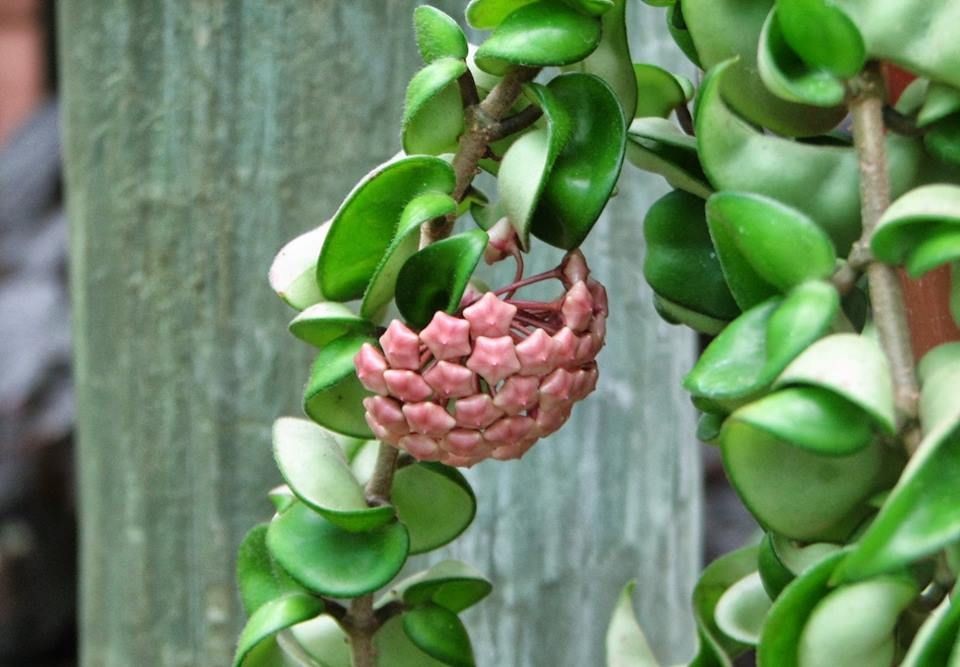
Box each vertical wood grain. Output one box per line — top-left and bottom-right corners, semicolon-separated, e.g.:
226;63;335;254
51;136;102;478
60;2;699;665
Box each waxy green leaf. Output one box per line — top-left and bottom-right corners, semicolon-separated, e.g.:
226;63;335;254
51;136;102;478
775;333;896;435
901;589;960;667
626;118;711;199
403;604;475;667
688;545;760;666
696;60;922;252
872;184;960;277
606;581;661;667
568;0;637;119
317;157;456;302
269;220;330;311
273;418;394;532
474;1;602;74
757;9;846;108
394;462;477;554
361;192;458;320
374;616;448;667
384;560;492;614
237;524;303;616
714;572;771;646
632;63;688;119
233;594;325;667
287;615;352;667
918;84;960;128
759;534;842;601
653;296;729;336
303;334;377;438
926;113;960;168
530;73;626;249
267;501;409;598
682;0;845;137
665;2;700;69
706;192;836;309
396;229;488;329
403;59;467;156
465;0;538;30
498;84;570;248
776;0;865;77
289;303;377;350
414;6;468;63
643;190;740;326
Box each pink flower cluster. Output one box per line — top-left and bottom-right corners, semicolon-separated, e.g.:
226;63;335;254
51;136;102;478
355;250;607;467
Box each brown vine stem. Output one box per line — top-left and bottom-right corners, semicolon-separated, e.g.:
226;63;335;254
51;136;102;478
346;65;540;667
849;62;922;455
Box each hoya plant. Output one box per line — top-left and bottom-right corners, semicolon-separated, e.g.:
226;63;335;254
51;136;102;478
233;1;960;666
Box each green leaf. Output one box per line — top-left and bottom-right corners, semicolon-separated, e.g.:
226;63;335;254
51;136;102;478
757;534;795;601
626;117;712;199
273;417;394;532
414;6;468;63
237;524;302;616
269;485;296;514
606;581;661;667
776;0;865;77
395;229;488;329
775;333;896;435
561;0;615;15
872;184;960;277
901;588;960;667
684;282;838;407
498;84;570;248
317;157;456;302
727;387;874;457
393;462;477;554
918;83;960;128
269;221;330;311
287;616;352;667
713;572;771;646
303;334;377;438
706;192;836;309
926;113;960;168
721;415;893;541
361;192;458;320
758;534;843;602
695;60;922;253
756;551;844;667
234;594;325;667
530;73;626;249
918;342;960;435
474;1;602;74
643;190;740;323
570;0;637;119
689;545;760;666
653;294;729;336
633;63;687;119
374;616;448;667
682;0;845;137
403;604;475;667
757;9;846;108
384;560;492;614
267;501;409;598
289;303;377;350
465;0;538;30
403;59;468;156
665;2;701;69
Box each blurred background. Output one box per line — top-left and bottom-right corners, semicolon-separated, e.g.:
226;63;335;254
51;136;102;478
0;2;752;665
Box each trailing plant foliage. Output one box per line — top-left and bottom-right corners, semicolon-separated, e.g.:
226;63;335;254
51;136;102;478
237;0;960;665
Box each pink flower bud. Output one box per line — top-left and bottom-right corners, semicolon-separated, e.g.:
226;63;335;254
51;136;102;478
363;396;409;435
419;311;472;360
383;369;433;402
561;281;594;332
423;361;478;399
588;279;608;317
443;429;484;456
454;394;503;429
515;328;556;376
484;415;535;444
462;292;518;339
399;434;441;460
379;320;421;370
466;336;522;385
355;343;389;395
402;401;457;436
550;328;578;368
493;375;540;415
540;368;574;408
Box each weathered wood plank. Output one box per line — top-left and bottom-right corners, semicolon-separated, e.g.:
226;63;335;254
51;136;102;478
60;2;699;665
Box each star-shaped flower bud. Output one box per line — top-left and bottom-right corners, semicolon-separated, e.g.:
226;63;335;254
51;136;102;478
491;438;536;461
379;320;422;370
443;429;484;457
533;404;572;436
590;313;607;342
442;453;482;468
363;396;409;435
423;361;477;399
561;280;594;332
550;328;578;369
463;292;517;339
454;394;503;429
515;328;555;376
540;368;574;409
588;279;608;317
355;343;389;395
569;369;593;402
364;412;400;445
493;375;540;415
484;415;535;444
561;249;590;286
466;336;521;385
402;401;456;436
574;333;601;366
383;369;433;402
419;311;472;360
399;434;440;461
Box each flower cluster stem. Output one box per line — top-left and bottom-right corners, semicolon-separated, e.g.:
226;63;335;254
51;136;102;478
849;63;922;455
345;65;540;667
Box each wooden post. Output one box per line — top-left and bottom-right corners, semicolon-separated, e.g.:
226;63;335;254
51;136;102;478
60;2;699;665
